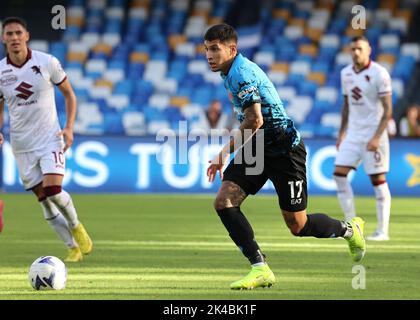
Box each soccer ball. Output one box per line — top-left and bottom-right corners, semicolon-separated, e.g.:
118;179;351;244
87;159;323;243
28;256;67;290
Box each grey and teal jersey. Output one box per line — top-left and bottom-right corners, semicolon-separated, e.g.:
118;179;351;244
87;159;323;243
221;53;300;154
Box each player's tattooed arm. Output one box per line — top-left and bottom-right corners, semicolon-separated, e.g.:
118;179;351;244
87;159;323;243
207;103;263;182
214;103;263;163
367;94;392;151
337;96;349;149
228;103;264;154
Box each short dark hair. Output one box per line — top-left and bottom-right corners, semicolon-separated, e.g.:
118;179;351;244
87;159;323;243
204;23;238;44
351;35;369;43
2;17;28;31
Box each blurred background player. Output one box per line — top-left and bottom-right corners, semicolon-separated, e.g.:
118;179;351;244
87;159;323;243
0;17;93;261
399;104;420;137
204;99;230;130
334;36;393;241
202;99;238;132
205;23;366;290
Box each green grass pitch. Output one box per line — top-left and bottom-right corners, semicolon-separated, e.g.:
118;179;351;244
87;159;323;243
0;194;419;300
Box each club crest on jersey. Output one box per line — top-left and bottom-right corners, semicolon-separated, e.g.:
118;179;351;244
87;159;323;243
365;75;370;82
31;65;42;75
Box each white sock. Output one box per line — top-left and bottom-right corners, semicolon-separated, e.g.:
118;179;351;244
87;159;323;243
41;199;77;248
334;175;356;221
252;262;266;267
342;221;354;239
48;190;80;229
374;182;391;235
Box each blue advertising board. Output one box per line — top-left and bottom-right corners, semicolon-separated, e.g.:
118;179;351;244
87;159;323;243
1;136;419;196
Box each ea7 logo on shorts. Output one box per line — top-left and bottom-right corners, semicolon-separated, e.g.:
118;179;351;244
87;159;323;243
291;198;302;205
351;86;362;101
15;82;34;100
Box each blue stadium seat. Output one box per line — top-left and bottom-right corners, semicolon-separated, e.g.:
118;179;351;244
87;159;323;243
143;106;167;122
365;26;383;43
284;73;305;88
133;43;151;54
73;88;89;102
392;56;416;82
311;62;330;73
316;125;336;137
114;80;133;96
127;63;145;80
104;112;124;135
166;106;186;122
299;81;318;97
327;18;347;34
275;44;296;62
63;26;81;42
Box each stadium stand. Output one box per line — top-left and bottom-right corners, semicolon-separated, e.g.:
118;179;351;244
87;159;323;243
1;0;420;137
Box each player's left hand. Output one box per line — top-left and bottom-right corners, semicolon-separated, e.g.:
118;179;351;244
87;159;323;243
58;127;74;152
367;136;380;151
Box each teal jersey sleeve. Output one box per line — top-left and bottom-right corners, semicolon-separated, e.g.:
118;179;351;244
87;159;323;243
222;54;300;153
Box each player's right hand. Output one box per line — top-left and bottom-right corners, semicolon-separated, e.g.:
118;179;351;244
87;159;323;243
207;152;229;183
207;161;224;183
57;127;74;152
0;133;4;146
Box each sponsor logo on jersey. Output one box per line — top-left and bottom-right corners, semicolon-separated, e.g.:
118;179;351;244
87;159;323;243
238;86;258;99
15;82;34;100
0;74;18;86
351;86;362;101
1;69;13;75
17;99;37;106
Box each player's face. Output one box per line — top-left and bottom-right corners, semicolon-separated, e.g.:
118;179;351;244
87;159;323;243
2;23;30;54
350;40;371;67
204;39;236;73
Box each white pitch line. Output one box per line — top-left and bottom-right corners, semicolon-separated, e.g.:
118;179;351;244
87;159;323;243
3;239;420;250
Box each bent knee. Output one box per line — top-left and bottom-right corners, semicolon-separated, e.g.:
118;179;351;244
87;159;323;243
333;172;349;178
214;196;229;211
288;225;304;236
